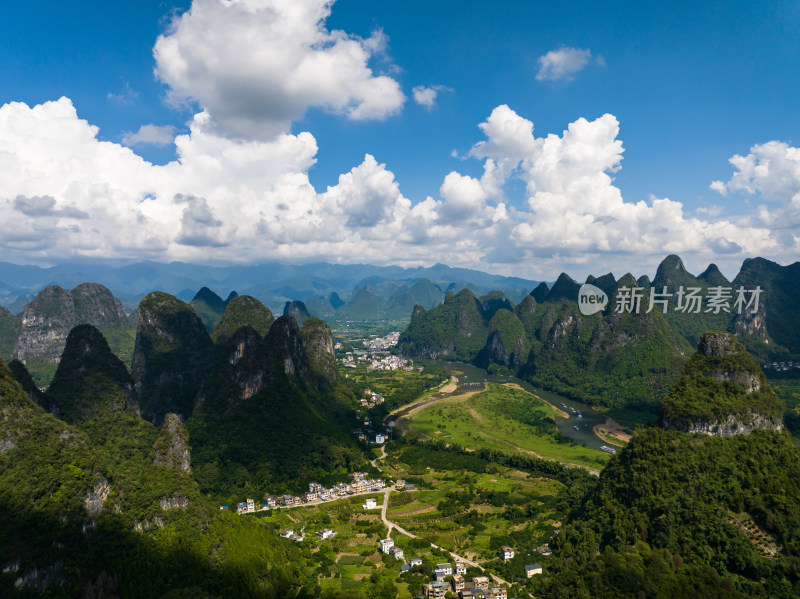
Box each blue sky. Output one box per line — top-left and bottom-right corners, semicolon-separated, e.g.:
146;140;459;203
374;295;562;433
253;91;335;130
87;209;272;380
0;0;798;280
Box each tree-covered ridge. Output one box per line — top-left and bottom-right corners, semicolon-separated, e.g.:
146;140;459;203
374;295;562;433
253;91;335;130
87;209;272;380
661;331;784;430
397;255;800;412
1;354;312;598
212;294;275;344
190;286;236;332
0;305;21;362
47;324;138;424
543;427;800;597
132;291;216;424
397;288;497;360
2;282;135;386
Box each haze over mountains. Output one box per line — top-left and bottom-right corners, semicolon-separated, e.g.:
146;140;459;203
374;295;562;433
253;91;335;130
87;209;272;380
0;260;542;315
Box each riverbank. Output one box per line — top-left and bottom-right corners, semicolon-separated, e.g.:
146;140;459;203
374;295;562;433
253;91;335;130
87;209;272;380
593;418;632;446
501;382;571;418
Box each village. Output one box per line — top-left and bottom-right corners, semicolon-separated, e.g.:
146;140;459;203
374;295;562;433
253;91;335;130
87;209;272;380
763;360;800;372
229;471;391;520
227;466;546;599
338;330;417;372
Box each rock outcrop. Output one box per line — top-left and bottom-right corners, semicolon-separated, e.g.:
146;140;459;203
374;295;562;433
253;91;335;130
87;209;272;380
661;331;783;436
12;283;128;366
300;317;338;386
151;412;192;474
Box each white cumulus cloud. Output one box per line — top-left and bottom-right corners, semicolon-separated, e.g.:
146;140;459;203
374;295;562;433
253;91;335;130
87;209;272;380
0;96;794;279
153;0;405;139
122;124;177;147
711;140;800;231
536;47;602;82
412;85;453;109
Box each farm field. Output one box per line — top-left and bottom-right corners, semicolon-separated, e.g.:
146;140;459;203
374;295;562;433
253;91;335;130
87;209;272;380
403;383;608;470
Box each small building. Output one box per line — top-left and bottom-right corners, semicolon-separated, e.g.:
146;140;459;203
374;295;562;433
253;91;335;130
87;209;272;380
452;574;465;592
265;496;277;508
379;538;394;553
246;498;255;511
423;582;446;599
433;569;448;582
410;558;423;567
389;546;404;560
436;563;452;576
499;545;515;561
309;482;323;493
279;529;294;538
525;563;543;577
219;505;228;510
455;561;467;575
316;528;336;539
303;491;317;502
489;587;507;599
400;564;412;573
236;501;248;513
472;576;490;590
374;433;385;444
395;479;406;490
536;544;552;556
351;480;366;494
363;498;378;510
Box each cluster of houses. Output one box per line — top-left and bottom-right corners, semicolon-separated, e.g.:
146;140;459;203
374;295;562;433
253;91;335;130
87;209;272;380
364;332;401;351
422;569;505;599
764;360;799;372
232;472;387;514
277;527;338;543
366;354;414;372
360;389;385;408
392;544;543;598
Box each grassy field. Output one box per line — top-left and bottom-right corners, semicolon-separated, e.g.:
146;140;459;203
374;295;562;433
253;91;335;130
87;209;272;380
404;383;607;470
379;451;568;570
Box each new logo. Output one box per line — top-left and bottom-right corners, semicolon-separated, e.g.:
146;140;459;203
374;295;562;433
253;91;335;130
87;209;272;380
578;284;608;315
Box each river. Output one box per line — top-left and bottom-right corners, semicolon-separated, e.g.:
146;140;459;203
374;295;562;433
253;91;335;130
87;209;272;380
432;361;613;452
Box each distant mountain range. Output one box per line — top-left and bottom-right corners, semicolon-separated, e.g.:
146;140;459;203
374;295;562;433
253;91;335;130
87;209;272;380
0;260;541;316
398;255;800;413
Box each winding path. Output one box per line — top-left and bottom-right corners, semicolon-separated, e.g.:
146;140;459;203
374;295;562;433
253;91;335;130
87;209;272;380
373;442;509;586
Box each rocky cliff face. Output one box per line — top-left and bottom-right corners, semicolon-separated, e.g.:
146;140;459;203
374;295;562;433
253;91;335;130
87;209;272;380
196;315;322;418
662;413;782;436
300;317;338;386
661;331;783;436
475;309;527;370
264;316;310;381
12;283;128;366
47;325;138;423
131;292;215;424
151;413;191;474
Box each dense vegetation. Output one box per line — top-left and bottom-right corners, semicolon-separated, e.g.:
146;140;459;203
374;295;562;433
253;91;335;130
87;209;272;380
661;333;784;427
212;295;275;344
398;255;800;419
0;357;312;598
540;427;800;597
